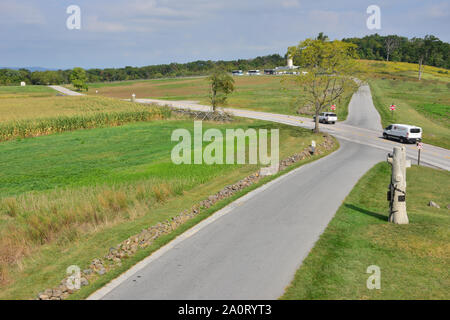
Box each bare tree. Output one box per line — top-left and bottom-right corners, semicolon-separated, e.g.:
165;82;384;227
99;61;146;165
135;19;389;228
413;35;438;80
384;36;399;61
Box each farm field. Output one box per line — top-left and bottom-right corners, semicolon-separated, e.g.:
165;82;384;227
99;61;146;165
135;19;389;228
0;86;170;142
282;162;450;300
369;78;450;149
0;86;161;123
0;117;332;299
78;75;353;120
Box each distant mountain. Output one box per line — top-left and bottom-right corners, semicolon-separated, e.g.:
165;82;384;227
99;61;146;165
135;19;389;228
0;66;58;72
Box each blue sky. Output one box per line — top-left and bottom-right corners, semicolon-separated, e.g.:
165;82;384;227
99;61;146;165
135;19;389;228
0;0;448;69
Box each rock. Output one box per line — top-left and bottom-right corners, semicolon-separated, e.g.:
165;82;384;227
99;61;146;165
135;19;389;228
80;277;89;287
52;289;62;297
83;269;93;275
38;293;49;300
428;201;440;208
97;268;106;275
447;204;450;210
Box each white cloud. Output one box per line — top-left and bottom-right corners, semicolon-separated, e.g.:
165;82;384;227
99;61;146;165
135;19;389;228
281;0;301;8
84;16;129;33
0;2;46;25
426;2;449;18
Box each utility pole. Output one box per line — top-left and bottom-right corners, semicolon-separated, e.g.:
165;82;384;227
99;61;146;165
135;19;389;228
387;146;409;224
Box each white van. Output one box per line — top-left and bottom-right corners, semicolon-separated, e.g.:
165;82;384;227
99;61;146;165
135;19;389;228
383;124;422;143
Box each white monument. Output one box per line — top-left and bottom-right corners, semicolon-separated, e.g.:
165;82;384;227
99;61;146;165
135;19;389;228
387;146;409;224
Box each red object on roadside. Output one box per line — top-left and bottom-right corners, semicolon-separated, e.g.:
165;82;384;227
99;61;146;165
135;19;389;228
390;104;396;111
417;142;423;150
331;105;336;111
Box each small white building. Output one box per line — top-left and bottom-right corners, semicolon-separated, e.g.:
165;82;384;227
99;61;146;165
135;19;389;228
275;56;300;75
20;81;26;87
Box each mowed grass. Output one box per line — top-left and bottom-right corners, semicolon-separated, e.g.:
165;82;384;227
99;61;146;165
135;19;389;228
0;118;329;299
282;162;449;300
86;75;353;120
370;78;450;148
0;85;56;99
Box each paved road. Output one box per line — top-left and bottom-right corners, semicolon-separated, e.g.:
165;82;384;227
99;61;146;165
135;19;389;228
98;141;384;299
48;84;449;299
48;85;84;96
344;85;382;131
89;85;393;300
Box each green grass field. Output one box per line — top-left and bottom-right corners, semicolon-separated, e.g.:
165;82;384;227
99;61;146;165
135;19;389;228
0;85;56;99
370;78;450;148
80;75;352;120
0;118;331;299
282;162;449;300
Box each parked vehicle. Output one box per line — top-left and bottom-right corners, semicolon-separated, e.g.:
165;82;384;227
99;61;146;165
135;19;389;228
313;112;337;124
247;70;260;76
383;124;422;143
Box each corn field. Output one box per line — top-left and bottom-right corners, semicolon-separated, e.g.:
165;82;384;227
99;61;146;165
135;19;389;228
0;108;172;142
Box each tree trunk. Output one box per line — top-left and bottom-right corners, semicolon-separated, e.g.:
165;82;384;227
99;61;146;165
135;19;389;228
211;88;216;111
314;106;320;133
418;57;423;80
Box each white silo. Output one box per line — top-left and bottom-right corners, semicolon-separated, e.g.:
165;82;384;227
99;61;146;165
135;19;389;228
287;57;293;68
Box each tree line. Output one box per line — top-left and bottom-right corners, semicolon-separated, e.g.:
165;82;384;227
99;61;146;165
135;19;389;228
342;34;449;69
0;54;285;86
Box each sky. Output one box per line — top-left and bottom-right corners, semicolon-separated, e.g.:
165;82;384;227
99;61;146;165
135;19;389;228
0;0;448;69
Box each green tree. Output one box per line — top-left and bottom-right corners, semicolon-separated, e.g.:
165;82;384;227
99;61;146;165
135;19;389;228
286;38;361;133
316;32;329;42
207;68;235;111
70;67;88;91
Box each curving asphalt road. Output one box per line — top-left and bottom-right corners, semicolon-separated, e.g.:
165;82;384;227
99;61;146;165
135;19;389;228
344;85;382;132
49;84;449;299
95;140;385;300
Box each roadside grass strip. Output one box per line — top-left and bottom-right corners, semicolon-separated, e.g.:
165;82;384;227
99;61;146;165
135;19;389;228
282;162;449;300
